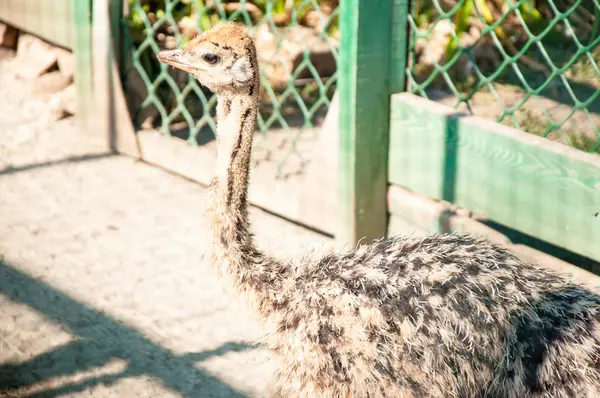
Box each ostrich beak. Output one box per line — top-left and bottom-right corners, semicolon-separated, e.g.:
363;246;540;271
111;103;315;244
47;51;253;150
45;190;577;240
157;49;193;73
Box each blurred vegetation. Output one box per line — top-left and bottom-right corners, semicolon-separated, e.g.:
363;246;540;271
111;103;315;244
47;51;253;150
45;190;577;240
413;0;599;72
127;0;598;45
127;0;340;44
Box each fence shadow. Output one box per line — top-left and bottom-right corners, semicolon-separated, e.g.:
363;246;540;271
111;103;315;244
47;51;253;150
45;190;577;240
0;259;254;398
438;113;466;233
480;220;600;275
0;153;115;177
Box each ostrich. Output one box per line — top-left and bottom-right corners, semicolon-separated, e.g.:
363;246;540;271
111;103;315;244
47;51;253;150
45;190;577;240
157;22;600;397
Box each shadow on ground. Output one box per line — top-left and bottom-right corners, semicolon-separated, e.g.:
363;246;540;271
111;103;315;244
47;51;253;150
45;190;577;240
0;259;253;398
0;154;116;176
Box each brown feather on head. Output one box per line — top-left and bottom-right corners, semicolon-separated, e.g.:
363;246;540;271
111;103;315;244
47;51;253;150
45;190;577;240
156;22;256;95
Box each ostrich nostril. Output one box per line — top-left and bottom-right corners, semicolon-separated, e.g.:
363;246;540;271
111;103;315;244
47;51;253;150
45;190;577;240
157;50;182;62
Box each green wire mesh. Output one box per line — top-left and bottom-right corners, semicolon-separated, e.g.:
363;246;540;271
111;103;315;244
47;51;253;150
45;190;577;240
407;0;600;153
122;0;339;178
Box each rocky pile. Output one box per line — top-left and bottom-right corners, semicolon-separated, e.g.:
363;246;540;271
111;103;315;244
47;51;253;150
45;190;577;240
0;22;76;122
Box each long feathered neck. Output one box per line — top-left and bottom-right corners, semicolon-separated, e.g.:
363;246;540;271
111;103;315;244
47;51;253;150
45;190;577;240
207;79;287;314
210;91;257;248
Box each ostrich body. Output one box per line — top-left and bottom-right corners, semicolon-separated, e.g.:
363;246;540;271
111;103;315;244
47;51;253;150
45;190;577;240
158;23;600;397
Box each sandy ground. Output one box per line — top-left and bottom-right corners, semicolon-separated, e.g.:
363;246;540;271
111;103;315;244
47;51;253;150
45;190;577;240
0;53;332;397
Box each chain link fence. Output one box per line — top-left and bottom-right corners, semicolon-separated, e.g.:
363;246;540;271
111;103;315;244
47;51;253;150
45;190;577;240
122;0;339;178
121;0;598;179
407;0;600;154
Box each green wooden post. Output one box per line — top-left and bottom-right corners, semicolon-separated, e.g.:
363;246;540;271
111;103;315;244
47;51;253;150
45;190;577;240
72;0;93;132
109;0;124;75
90;0;141;157
337;0;412;246
391;0;412;93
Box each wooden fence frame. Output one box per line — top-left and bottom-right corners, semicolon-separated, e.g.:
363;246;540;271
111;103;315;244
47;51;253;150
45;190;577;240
387;93;600;263
337;0;600;264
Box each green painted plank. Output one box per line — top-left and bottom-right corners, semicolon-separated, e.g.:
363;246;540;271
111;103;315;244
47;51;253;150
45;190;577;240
109;0;124;75
389;93;600;262
72;0;93;131
390;0;411;93
0;0;72;49
337;0;410;245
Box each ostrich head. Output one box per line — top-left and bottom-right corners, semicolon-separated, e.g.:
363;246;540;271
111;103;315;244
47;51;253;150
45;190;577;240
157;22;257;96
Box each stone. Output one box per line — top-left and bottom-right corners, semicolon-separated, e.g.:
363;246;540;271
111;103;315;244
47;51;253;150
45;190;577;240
412;19;499;85
0;22;19;49
30;71;72;96
44;95;69;123
54;47;75;79
255;24;338;90
13;34;58;80
0;47;14;61
56;83;76;115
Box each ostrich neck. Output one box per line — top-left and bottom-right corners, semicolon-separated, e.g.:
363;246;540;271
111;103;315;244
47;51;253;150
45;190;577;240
207;88;279;306
209;92;257;251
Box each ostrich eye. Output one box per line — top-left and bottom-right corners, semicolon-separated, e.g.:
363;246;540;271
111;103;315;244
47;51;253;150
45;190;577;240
202;52;219;65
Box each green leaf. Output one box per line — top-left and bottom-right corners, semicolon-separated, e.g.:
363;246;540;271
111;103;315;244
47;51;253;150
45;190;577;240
445;0;474;63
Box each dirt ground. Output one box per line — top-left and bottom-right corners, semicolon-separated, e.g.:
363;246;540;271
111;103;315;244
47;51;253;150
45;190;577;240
0;52;332;397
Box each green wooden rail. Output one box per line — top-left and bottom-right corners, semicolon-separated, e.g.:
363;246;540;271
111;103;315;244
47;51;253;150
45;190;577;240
388;93;600;262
